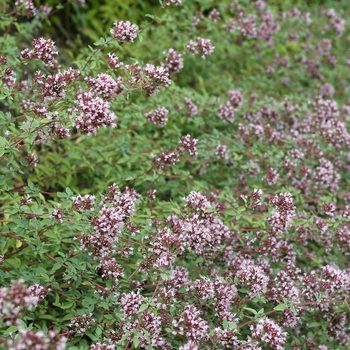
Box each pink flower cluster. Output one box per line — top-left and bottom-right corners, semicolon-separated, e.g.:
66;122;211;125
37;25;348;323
76;185;140;258
187;37;215;59
21;37;59;69
266;192;295;234
72;91;117;135
251;318;287;350
178;134;198;157
146;107;169;127
163;48;184;74
218;89;244;123
110;20;138;42
85;73;123;99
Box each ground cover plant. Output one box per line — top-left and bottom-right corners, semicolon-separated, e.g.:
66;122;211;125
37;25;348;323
1;0;350;348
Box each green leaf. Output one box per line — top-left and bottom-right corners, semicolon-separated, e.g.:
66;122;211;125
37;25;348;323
244;307;257;315
273;303;288;311
309;322;320;328
133;337;139;348
93;37;106;46
3;325;18;334
61;301;75;309
139;303;148;312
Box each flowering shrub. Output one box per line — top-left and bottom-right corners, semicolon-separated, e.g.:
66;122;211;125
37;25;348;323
1;0;350;348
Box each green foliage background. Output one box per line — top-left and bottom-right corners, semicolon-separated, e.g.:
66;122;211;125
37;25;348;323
1;0;350;348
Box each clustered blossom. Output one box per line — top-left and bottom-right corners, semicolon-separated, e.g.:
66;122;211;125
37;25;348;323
266;192;295;234
2;68;17;89
72;194;96;212
110;20;138;42
192;11;204;27
38;4;52;17
145;107;169;127
147;189;157;200
183;97;198;117
28;284;50;302
3;329;66;350
107;53;123;69
251;318;287;350
152;150;180;170
212;277;238;321
236;13;257;38
177;134;198;157
319;119;350;150
215;144;228;160
143;64;171;96
228;89;244;108
70;314;95;334
267;267;301;304
91;343;114;350
183;214;230;255
185;191;211;212
26;153;39;166
50;205;64;223
6;2;350;349
212;328;239;347
161;270;186;299
76;186;140;257
311;95;339;120
326;9;345;37
187;37;215;59
164;0;182;6
321;202;336;217
179;341;198;350
164;48;184;74
149;227;184;268
21;37;59;69
123;62;142;85
218;89;244;123
33;67;80;101
0;280;43;326
119;291;144;318
53;124;70;138
208;8;220;22
264;168;279;185
217;101;236;123
230;258;269;297
313;158;340;192
319;265;350;298
15;0;37;18
86;73;122;99
72;91;117;135
98;256;124;282
172;304;209;341
257;10;280;45
121;311;169;348
319;82;335;97
189;278;215;300
242;188;263;210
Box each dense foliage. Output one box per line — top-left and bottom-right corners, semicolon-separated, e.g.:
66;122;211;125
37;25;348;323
1;0;350;349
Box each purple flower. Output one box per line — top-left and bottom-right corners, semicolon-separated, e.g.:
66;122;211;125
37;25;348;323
73;91;117;135
146;107;169;127
187;37;215;59
251;318;287;350
164;48;184;74
110;20;138;42
178;134;198;157
86;73;122;99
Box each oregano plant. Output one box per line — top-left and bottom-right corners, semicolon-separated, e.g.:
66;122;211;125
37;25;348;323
1;0;350;349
